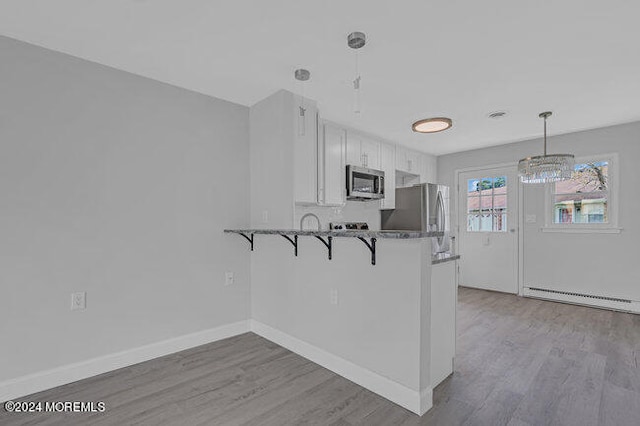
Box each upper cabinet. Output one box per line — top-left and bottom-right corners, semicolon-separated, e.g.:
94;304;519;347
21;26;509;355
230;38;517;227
319;122;346;206
293;96;319;205
346;131;381;170
395;147;438;186
380;143;396;209
361;137;381;170
250;90;319;227
420;154;438;184
396;147;421;175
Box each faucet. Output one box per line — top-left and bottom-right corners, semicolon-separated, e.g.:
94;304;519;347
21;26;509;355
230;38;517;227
300;213;321;231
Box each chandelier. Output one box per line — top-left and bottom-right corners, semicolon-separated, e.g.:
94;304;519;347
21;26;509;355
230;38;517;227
518;111;575;183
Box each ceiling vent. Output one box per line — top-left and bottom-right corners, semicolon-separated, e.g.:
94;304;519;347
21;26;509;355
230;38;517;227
487;111;507;119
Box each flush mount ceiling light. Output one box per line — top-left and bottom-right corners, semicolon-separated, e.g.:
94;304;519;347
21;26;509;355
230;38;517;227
518;111;575;184
411;117;453;133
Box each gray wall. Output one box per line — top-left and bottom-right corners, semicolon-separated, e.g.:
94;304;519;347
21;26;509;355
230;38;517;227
0;36;250;381
438;121;640;300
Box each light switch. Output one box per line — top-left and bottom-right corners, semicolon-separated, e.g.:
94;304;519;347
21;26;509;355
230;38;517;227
330;289;339;306
71;292;86;311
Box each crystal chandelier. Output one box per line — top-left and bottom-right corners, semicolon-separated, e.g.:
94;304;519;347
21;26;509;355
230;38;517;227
518;111;575;183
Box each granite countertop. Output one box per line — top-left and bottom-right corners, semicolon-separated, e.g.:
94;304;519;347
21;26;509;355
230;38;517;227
224;229;445;239
431;253;461;265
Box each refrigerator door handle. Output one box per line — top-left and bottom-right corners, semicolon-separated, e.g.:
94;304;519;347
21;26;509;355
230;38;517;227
436;191;446;232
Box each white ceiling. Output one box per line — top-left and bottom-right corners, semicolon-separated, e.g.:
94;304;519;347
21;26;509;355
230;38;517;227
1;0;639;155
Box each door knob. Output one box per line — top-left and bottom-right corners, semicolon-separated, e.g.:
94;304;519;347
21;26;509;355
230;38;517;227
509;228;516;233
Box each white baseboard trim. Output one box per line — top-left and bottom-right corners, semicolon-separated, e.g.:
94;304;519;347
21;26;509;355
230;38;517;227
420;387;434;415
250;319;432;415
0;320;250;403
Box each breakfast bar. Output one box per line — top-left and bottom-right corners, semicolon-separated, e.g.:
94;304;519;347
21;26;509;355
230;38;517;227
224;228;459;265
226;228;459;415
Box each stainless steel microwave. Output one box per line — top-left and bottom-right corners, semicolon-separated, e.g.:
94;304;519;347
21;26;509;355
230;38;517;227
346;165;385;201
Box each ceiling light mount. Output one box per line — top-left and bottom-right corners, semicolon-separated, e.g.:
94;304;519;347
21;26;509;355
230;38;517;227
518;111;575;183
412;117;453;133
294;68;310;81
347;32;366;49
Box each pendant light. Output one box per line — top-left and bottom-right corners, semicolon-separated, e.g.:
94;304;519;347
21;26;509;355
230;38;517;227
518;111;575;183
294;68;310;136
347;31;366;115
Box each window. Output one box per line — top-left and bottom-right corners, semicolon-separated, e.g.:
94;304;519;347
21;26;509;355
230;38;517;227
545;154;619;232
553;161;608;224
466;176;508;232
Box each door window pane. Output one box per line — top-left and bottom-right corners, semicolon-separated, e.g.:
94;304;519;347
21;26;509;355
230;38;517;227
480;209;492;231
467;214;480;231
480;195;493;209
494;213;507;231
467;195;480;214
466;176;508;232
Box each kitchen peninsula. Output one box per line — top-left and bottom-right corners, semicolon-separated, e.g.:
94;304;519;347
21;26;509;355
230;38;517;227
224;228;452;264
226;228;458;415
242;89;458;415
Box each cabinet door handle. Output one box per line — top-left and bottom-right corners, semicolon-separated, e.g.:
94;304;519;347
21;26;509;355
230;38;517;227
408;160;412;171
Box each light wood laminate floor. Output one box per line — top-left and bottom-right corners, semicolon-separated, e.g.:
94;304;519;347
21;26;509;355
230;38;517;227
2;287;639;425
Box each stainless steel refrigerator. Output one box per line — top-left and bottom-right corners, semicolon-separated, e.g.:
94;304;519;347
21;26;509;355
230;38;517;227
381;183;451;254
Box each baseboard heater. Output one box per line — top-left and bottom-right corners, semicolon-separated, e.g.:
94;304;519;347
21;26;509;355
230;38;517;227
523;286;639;314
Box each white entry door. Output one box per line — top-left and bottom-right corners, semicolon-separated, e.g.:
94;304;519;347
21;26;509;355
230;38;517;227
457;166;519;294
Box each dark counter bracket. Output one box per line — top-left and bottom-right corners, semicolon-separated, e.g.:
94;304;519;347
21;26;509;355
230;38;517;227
225;230;378;265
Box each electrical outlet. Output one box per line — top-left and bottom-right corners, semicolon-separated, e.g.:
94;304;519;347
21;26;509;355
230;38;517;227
526;214;537;223
330;288;339;306
261;210;269;224
224;272;234;286
71;292;86;311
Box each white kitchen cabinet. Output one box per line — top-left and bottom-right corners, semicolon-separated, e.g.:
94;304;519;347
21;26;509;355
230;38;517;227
346;131;381;169
380;143;396;209
396;146;421;174
361;137;380;169
420;153;438;184
319;122;346;206
293;96;319;205
346;133;361;166
251;90;319;227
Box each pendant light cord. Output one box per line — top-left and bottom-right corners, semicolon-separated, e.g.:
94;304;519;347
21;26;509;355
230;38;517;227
354;51;360;89
543;115;547;156
539;111;552;155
